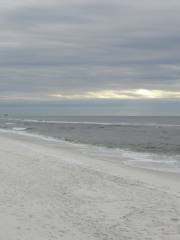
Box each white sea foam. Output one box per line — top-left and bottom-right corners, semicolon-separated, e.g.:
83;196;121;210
122;150;178;164
2;117;180;127
12;127;29;131
5;122;14;125
0;127;63;143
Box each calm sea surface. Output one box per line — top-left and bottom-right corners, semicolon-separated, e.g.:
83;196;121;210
0;116;180;171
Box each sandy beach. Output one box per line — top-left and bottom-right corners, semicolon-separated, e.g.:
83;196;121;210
0;131;179;240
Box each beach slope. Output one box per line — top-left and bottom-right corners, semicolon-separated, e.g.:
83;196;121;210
0;132;179;240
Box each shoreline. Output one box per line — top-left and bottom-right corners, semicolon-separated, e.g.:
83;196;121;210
0;131;179;239
1;127;180;175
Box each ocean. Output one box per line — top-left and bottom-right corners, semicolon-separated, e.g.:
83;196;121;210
0;115;180;172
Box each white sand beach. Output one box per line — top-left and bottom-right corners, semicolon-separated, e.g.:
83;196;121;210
0;131;180;240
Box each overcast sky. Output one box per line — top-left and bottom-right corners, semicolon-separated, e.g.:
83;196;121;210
0;0;180;115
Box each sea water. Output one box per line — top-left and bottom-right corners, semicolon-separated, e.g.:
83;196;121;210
0;115;180;172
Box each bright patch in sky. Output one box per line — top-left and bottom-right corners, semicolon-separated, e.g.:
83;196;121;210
52;89;180;100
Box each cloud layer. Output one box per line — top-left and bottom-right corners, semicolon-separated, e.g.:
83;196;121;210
0;0;180;104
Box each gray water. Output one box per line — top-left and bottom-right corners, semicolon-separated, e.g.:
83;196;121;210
0;115;180;171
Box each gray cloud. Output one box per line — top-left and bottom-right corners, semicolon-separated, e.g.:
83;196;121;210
0;0;180;112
